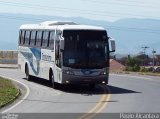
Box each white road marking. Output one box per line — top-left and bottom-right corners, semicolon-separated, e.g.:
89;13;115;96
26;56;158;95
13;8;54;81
0;75;30;113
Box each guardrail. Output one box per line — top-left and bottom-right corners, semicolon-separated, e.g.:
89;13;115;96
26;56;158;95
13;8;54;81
0;50;18;64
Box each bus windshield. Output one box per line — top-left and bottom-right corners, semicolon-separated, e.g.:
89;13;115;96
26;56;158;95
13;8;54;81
63;30;109;69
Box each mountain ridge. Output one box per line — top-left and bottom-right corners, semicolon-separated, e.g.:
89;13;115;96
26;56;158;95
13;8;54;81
0;13;159;55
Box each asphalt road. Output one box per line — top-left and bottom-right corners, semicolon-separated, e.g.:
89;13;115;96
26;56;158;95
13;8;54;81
0;68;160;115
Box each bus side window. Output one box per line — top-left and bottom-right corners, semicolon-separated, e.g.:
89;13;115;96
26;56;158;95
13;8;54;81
30;31;36;46
42;31;49;48
35;31;37;46
49;31;55;50
21;30;26;45
36;31;43;47
19;30;22;45
25;31;31;46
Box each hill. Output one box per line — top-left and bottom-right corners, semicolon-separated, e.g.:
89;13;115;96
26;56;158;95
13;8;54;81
0;13;160;55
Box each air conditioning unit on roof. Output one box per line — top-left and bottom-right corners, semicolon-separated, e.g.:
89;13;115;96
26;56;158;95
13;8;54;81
40;21;77;26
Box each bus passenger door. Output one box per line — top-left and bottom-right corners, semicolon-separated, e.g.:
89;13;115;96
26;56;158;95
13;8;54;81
55;31;62;83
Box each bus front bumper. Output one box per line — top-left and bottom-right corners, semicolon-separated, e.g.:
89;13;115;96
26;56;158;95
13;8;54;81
62;73;109;85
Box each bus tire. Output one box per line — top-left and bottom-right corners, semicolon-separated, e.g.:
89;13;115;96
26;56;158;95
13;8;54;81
25;64;31;81
49;70;57;89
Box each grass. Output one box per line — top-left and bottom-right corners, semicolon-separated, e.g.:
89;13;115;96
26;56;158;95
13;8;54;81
0;76;20;108
139;72;160;77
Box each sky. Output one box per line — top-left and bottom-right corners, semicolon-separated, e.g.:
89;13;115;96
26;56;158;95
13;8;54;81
0;0;160;21
0;0;160;55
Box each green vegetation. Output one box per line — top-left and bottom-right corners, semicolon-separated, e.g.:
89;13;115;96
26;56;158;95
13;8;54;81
140;67;150;72
139;72;160;77
118;55;160;77
119;54;160;74
125;56;141;72
0;77;20;108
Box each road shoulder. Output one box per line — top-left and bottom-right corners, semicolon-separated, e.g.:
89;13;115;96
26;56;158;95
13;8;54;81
0;75;29;113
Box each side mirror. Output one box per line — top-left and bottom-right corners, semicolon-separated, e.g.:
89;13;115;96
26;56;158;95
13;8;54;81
60;36;64;51
109;37;116;52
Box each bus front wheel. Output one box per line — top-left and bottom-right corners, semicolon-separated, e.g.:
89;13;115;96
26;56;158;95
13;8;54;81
49;70;58;89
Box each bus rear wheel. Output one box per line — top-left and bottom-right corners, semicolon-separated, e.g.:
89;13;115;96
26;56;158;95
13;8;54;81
25;65;31;81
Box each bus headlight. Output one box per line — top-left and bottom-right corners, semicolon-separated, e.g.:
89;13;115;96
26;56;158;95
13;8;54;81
100;69;109;75
63;69;74;75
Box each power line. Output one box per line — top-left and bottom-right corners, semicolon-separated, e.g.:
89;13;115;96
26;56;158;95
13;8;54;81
0;14;44;22
81;0;160;8
0;0;160;34
114;0;160;5
0;1;119;18
113;0;146;4
93;0;159;4
0;1;160;19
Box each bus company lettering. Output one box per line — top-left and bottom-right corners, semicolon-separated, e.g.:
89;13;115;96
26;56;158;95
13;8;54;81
42;54;51;61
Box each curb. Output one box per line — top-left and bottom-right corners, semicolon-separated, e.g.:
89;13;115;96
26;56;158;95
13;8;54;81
0;75;30;113
110;71;160;77
0;77;21;109
0;64;18;69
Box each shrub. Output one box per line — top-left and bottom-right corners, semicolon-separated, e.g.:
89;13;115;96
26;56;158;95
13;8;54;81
140;67;149;72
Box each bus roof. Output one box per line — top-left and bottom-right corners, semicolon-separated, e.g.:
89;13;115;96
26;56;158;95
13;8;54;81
20;21;106;31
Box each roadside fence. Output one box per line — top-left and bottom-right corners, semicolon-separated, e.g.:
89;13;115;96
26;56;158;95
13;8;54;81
0;50;18;64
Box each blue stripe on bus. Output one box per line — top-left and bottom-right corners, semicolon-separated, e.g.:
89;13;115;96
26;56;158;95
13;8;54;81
20;47;41;75
30;47;41;60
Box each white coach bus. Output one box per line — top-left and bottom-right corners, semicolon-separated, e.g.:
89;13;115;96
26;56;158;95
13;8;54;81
18;21;115;88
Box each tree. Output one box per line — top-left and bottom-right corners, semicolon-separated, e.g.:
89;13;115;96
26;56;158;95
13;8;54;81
126;56;140;72
136;54;150;66
117;56;128;65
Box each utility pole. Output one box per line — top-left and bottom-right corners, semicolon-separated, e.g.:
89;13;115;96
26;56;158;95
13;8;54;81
141;46;149;66
152;49;156;72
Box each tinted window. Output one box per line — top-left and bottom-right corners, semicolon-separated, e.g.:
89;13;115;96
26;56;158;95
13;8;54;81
20;30;26;45
42;31;49;48
30;31;37;46
63;30;109;69
25;31;31;45
49;31;55;49
36;31;43;47
19;30;22;45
